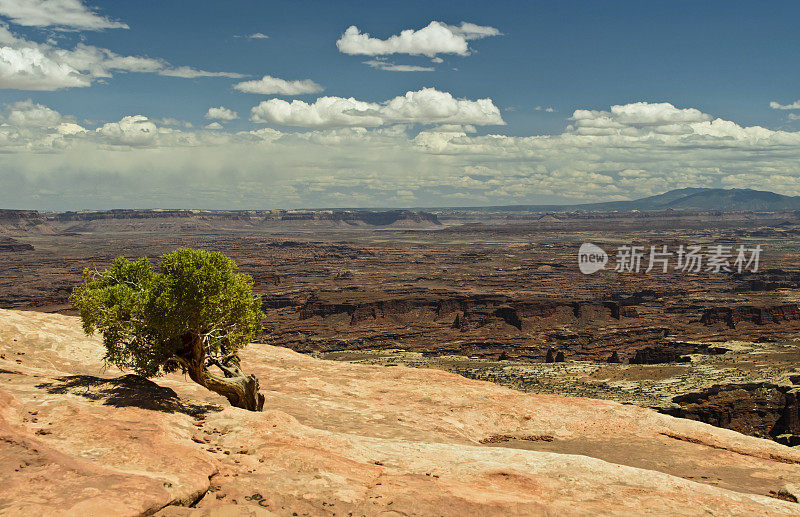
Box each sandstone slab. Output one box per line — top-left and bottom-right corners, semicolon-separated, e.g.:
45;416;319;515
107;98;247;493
1;308;799;516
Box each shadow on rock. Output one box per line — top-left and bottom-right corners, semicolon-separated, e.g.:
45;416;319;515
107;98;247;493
36;374;223;417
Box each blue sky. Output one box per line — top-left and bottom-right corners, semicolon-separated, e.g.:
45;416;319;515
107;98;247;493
1;0;799;209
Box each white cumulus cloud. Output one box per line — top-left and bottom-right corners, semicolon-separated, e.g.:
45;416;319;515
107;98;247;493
0;0;127;30
205;106;238;121
251;96;381;127
0;45;90;89
96;115;159;146
5;99;62;126
336;21;500;57
381;88;504;125
249;87;505;128
233;74;323;95
569;102;713;136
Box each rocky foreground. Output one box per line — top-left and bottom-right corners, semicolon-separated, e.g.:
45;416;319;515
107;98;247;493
1;309;800;516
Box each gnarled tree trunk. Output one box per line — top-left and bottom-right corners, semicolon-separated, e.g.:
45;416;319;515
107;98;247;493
177;334;265;411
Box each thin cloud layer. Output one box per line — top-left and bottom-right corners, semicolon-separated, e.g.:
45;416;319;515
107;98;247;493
158;66;244;79
234;75;324;95
446;22;502;40
0;0;127;30
249;87;505;128
5;99;799;210
770;100;800;110
363;58;434;72
0;24;243;90
336;21;500;57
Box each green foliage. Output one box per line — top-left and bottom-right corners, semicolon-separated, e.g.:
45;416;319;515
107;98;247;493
70;249;264;378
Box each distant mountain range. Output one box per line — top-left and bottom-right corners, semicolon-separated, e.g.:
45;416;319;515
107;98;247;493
483;188;800;212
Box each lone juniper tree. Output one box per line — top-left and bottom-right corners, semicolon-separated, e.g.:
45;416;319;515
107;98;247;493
70;248;266;411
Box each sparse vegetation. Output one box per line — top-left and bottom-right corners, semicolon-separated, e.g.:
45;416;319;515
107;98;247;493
70;248;265;411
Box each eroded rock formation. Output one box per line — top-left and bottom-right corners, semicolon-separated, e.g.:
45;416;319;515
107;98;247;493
664;383;800;442
701;305;800;328
0;238;34;252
